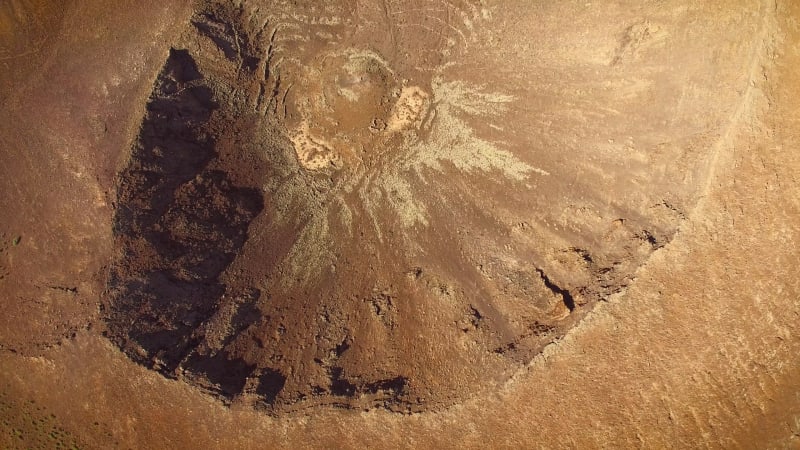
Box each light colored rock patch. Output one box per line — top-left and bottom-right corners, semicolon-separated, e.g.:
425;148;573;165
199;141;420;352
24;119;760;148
289;121;342;170
387;86;430;132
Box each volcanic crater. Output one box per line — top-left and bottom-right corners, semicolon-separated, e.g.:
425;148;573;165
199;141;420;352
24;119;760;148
103;0;718;414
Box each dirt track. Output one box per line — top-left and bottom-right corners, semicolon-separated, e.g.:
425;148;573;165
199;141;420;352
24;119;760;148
1;0;799;448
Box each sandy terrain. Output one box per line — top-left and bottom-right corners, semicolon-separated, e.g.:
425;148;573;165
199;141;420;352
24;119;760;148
0;0;798;448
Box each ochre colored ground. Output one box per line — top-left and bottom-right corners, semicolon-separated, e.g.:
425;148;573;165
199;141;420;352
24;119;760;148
1;0;799;448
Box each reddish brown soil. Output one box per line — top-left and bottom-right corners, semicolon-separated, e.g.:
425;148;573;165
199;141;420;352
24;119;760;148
1;0;799;448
